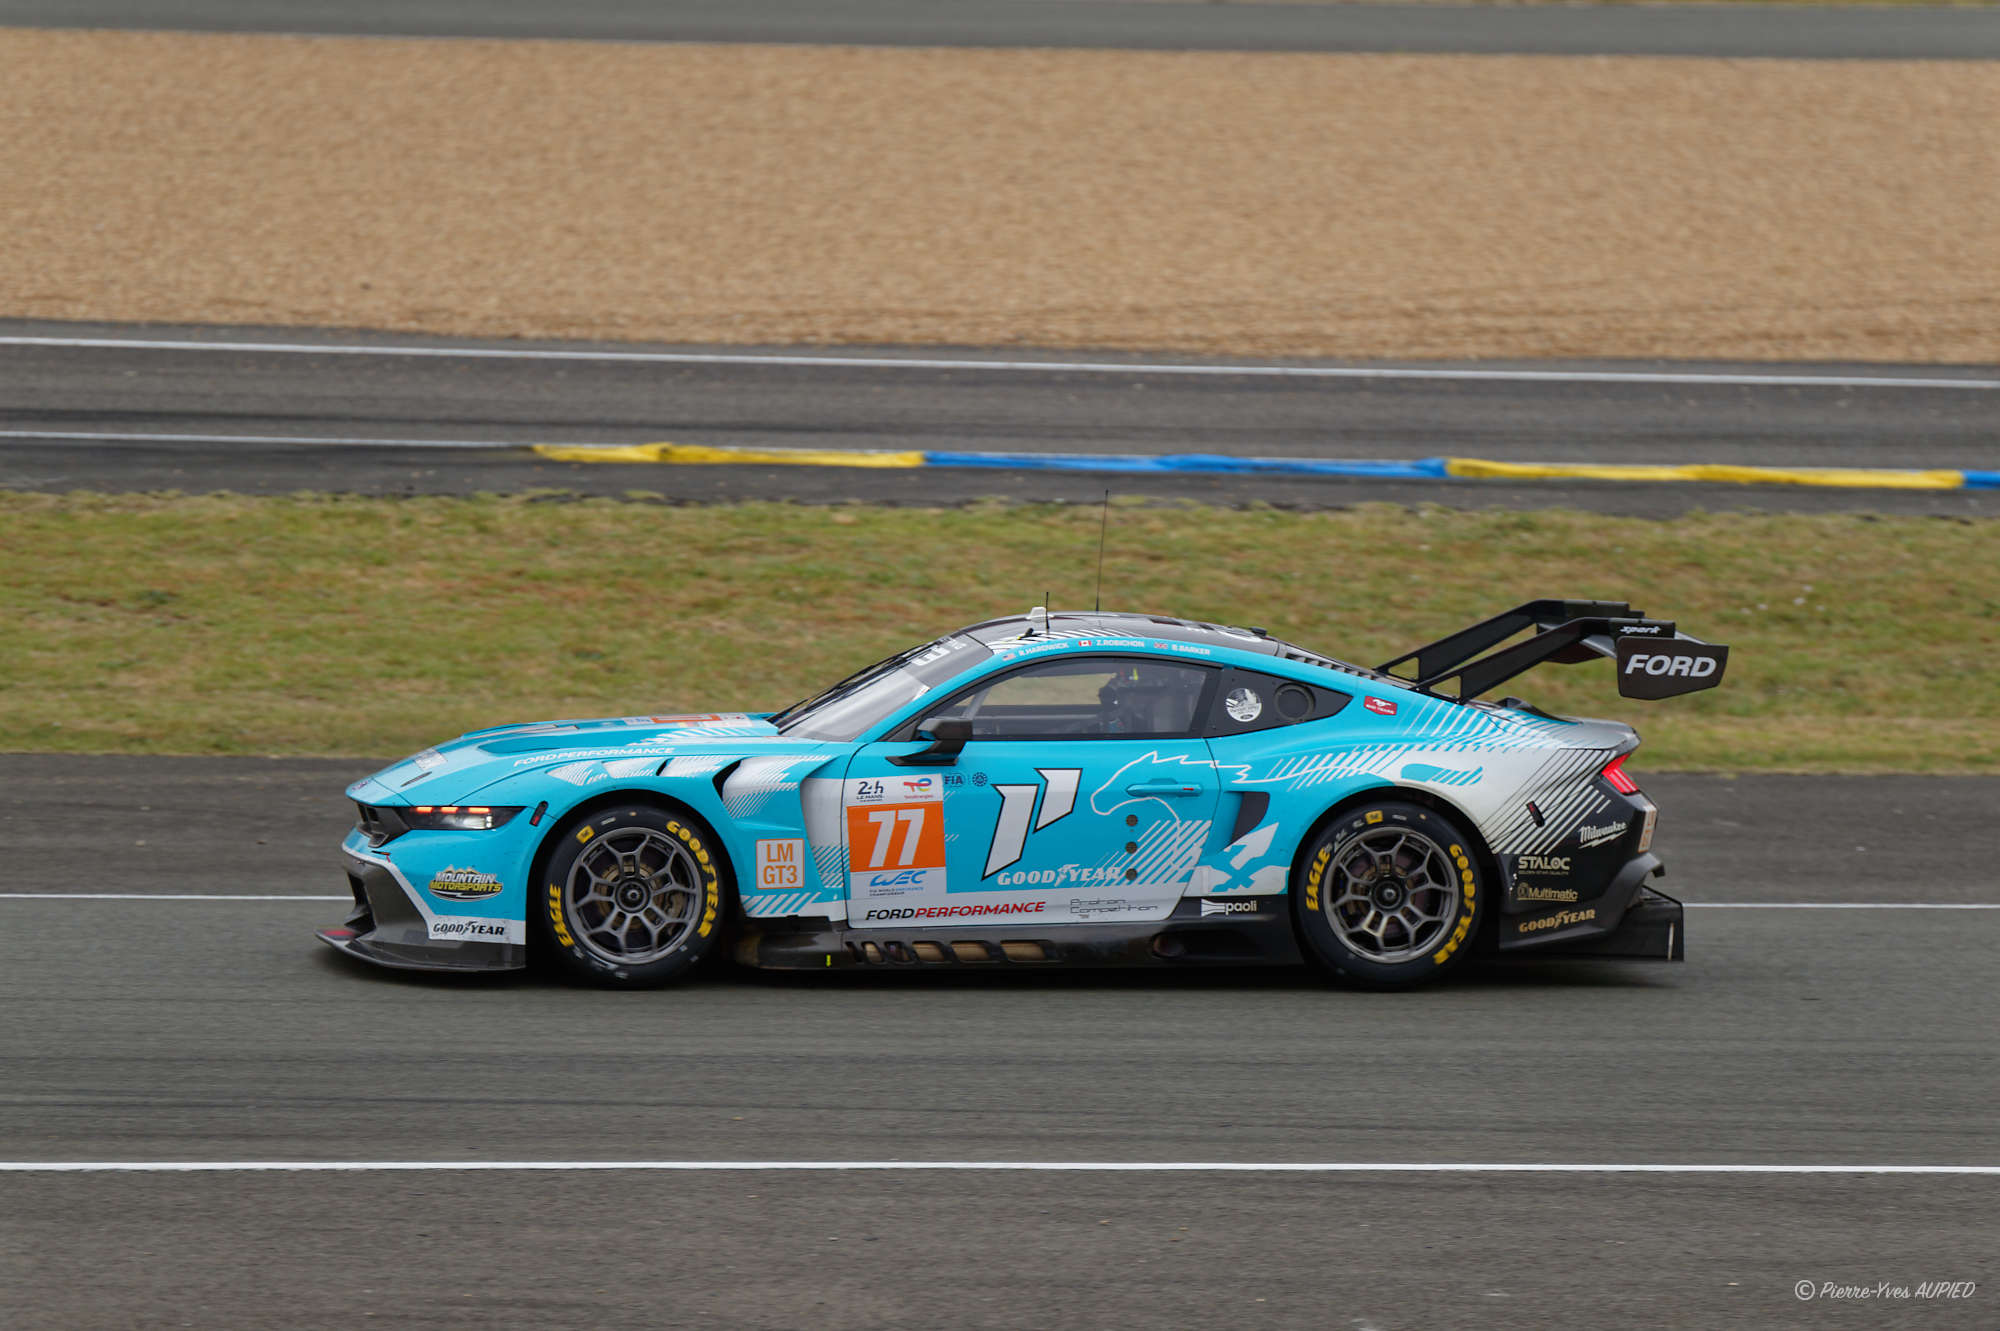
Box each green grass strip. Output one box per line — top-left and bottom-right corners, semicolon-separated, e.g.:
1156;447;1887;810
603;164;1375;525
2;493;1994;772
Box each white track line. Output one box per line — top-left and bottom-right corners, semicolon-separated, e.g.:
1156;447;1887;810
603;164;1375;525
0;429;524;450
1;1160;1996;1175
0;893;348;901
4;335;1994;391
0;896;1993;908
1683;903;2000;910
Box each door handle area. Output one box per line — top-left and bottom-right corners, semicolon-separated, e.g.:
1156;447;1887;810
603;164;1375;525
1125;780;1204;796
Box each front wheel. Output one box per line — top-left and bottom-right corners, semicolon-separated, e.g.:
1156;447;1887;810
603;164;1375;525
533;804;729;987
1293;799;1486;988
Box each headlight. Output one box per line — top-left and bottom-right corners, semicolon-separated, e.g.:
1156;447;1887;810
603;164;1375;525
403;805;523;832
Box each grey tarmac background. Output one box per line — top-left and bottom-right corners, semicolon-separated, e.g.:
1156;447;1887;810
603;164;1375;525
6;322;1998;515
1;757;1997;1328
5;0;1998;59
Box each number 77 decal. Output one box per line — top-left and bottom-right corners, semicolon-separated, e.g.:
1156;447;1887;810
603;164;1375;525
983;769;1081;877
862;807;928;869
846;801;946;872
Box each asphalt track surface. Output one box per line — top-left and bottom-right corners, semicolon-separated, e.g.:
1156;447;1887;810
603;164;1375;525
7;322;1998;515
2;755;1997;1328
6;0;1999;60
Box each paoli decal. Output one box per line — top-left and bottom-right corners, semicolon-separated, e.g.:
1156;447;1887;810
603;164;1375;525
984;768;1081;877
1614;639;1728;700
427;866;504;901
1199;898;1258;917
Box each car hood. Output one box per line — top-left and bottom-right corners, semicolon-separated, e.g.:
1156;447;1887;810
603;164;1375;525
345;712;822;805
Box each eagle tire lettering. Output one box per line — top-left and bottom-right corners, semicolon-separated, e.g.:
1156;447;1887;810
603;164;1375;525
1291;797;1489;990
533;803;732;988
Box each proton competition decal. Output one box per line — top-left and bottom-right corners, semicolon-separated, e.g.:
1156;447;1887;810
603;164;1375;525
844;774;947;900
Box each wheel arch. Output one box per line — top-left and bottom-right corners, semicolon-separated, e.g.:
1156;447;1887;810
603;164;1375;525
1290;783;1503;931
526;788;742;932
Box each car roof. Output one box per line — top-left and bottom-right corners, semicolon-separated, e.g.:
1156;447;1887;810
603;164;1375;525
956;610;1374;679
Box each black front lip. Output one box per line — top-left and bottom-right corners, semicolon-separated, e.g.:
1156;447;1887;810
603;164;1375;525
318;851;525;975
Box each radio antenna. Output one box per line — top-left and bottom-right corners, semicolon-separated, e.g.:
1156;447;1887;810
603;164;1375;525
1093;489;1110;613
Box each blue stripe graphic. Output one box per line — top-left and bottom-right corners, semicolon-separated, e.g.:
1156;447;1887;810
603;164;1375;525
922;451;1451;480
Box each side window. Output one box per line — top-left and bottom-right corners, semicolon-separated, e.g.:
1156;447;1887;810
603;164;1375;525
1206;668;1350;736
924;657;1215;739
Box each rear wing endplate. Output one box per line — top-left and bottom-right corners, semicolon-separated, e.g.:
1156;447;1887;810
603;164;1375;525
1377;598;1729;702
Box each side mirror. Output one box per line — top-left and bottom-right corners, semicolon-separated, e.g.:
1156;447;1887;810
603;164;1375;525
890;718;971;767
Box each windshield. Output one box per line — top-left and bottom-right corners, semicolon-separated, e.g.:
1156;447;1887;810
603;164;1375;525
773;634;990;742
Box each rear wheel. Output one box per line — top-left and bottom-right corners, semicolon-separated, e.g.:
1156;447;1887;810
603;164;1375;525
1293;799;1485;988
534;803;729;987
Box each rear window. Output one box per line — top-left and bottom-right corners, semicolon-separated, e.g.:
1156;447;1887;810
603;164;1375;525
1205;668;1349;736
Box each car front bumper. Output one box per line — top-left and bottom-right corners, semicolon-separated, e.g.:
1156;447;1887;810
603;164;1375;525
317;849;526;974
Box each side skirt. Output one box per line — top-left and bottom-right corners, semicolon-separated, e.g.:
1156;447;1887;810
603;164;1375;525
736;899;1304;971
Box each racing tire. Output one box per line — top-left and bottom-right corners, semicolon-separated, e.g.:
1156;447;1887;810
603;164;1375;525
533;803;731;987
1292;799;1487;988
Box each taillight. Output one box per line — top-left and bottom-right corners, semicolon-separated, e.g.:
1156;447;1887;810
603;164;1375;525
1602;755;1640;795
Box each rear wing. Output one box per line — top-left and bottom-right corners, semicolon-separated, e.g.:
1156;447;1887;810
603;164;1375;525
1377;599;1729;702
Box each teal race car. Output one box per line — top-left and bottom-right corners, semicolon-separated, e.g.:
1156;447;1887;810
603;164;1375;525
320;601;1725;989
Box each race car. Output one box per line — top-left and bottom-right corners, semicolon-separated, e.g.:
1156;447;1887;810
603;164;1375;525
319;600;1727;989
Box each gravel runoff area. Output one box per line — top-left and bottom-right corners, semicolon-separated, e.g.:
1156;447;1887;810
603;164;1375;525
3;29;1996;363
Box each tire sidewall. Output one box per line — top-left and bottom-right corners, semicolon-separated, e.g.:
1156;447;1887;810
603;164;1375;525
534;803;728;986
1293;798;1485;987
